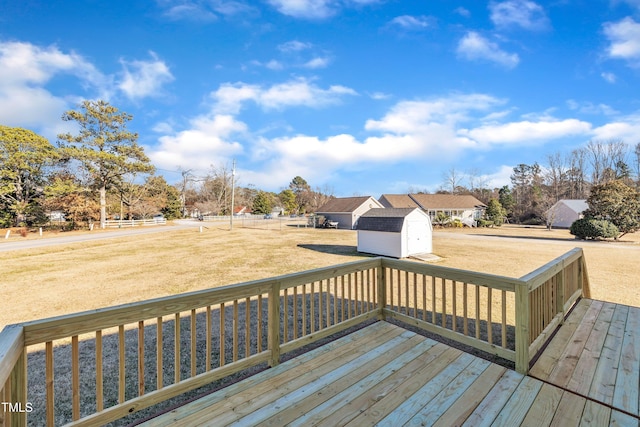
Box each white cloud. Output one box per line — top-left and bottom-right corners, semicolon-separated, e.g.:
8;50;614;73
157;0;253;21
266;0;337;19
278;40;313;52
489;0;549;31
455;7;471;18
266;0;377;19
149;114;245;171
118;52;174;100
456;31;520;68
212;78;357;114
302;56;331;68
389;15;433;30
566;100;618;116
463;119;592;145
0;41;108;134
601;72;617;83
591;114;640;141
603;17;640;65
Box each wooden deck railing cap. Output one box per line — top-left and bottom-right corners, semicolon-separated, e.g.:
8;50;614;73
0;323;24;386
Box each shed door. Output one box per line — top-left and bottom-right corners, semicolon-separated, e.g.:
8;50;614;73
407;221;429;255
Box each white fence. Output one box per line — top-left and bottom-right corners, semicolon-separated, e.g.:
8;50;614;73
103;218;167;228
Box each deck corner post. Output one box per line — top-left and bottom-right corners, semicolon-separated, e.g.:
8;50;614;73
556;264;565;325
579;250;591;299
268;281;281;367
9;350;27;427
515;281;530;374
377;259;386;321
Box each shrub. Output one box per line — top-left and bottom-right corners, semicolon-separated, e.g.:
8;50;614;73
570;218;619;240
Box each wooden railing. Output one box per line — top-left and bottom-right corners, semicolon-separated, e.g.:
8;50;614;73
0;249;589;426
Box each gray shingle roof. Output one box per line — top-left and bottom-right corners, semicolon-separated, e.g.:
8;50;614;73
356;208;416;232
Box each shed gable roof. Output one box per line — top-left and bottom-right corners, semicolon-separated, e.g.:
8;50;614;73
557;199;588;214
356;208;418;232
316;196;380;213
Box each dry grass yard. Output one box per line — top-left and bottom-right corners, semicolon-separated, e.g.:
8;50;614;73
1;224;639;330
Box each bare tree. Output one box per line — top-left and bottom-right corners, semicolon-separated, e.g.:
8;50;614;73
442;167;462;194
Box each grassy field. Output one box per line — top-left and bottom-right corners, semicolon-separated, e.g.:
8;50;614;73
1;224;639;330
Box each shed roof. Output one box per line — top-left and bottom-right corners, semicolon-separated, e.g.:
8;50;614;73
556;199;588;213
356;208;421;232
316;196;379;213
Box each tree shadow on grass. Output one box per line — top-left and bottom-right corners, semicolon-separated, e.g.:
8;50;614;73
297;244;366;257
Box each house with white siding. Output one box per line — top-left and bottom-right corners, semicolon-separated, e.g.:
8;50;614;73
315;196;385;229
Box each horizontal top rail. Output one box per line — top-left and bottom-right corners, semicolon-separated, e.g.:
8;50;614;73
21;257;382;346
519;247;584;291
381;257;524;292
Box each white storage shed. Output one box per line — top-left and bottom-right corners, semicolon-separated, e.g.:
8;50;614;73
356;208;432;258
546;199;588;228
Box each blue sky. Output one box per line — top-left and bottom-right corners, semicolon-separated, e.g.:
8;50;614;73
1;0;640;196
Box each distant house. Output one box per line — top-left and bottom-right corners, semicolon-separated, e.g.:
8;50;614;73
546;200;588;228
234;206;252;216
356;208;432;258
315;196;385;229
379;194;486;226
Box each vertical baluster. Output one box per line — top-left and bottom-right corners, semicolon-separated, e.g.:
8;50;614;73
431;276;436;324
205;308;211;371
139;320;145;395
46;341;54;426
157;317;164;388
325;279;330;326
119;325;126;402
283;288;289;342
487;288;493;345
422;275;427;321
452;281;457;332
341;276;346;322
245;297;251;357
72;335;79;420
475;285;481;340
174;314;181;383
190;310;196;377
219;304;225;367
502;291;507;348
386;268;395;310
463;283;468;336
233;300;239;362
333;278;338;324
441;278;447;328
310;282;316;333
301;285;307;336
319;280;324;329
293;287;299;340
258;296;263;352
96;330;103;412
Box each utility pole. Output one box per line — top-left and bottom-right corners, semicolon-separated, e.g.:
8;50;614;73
230;159;236;230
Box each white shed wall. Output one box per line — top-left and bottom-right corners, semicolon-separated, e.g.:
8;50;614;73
357;231;402;258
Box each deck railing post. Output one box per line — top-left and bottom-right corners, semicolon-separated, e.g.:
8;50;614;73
9;351;27;427
515;281;530;374
268;281;281;367
377;260;386;321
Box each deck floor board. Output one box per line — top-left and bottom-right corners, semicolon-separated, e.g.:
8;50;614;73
140;312;638;427
531;299;640;421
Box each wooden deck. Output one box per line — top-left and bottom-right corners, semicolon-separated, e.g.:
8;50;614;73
140;319;637;426
530;298;640;423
